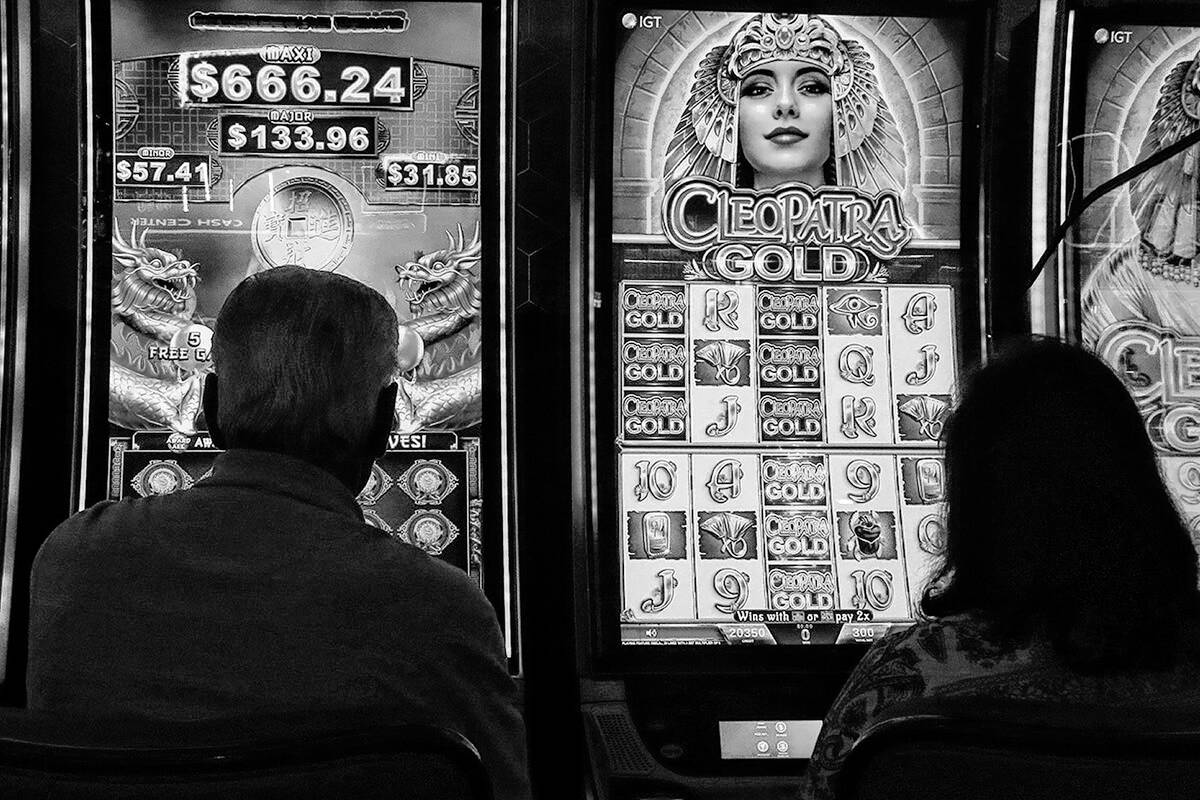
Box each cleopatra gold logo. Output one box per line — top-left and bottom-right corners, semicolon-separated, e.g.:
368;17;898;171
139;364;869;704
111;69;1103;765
662;178;911;284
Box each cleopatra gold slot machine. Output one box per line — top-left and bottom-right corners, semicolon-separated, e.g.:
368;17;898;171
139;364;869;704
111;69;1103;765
1031;0;1200;543
571;1;999;797
1;0;523;708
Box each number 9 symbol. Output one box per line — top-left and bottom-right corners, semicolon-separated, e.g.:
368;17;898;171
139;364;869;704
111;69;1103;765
713;568;750;614
846;459;881;503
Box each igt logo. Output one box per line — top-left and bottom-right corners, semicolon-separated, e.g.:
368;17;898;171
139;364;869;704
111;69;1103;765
622;13;663;29
1095;28;1132;44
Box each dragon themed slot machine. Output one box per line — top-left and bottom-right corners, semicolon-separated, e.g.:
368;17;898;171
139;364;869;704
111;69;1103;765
576;2;991;796
76;0;518;662
1033;1;1200;549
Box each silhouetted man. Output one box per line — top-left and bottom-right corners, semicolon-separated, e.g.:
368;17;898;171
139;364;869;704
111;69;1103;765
27;267;529;799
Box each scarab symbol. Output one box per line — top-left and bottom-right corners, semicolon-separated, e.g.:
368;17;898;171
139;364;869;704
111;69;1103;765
849;511;883;559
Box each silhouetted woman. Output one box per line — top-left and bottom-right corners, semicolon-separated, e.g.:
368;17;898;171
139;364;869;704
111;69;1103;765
800;339;1200;799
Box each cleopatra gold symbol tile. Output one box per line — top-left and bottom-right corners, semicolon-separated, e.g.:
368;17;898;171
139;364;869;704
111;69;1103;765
130;460;194;498
398;459;458;505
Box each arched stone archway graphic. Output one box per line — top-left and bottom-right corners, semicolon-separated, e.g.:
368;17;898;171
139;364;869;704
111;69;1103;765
1076;28;1200;251
611;12;966;240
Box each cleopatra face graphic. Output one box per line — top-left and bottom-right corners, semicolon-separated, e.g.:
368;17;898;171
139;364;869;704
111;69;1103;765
737;61;834;190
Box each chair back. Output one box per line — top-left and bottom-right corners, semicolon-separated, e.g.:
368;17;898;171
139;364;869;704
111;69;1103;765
838;698;1200;800
0;708;492;799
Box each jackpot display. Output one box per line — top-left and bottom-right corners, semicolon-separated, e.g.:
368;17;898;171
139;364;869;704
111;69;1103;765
106;1;484;580
611;11;967;644
1066;23;1200;537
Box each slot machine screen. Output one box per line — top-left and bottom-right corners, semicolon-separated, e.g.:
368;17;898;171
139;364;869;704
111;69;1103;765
1062;18;1200;535
103;1;493;585
604;8;977;647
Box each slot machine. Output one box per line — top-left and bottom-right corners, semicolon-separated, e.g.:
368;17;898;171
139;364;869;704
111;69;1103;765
573;2;994;796
1032;1;1200;538
2;0;522;703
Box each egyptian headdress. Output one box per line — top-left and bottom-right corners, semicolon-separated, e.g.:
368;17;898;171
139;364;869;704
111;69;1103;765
1129;48;1200;272
663;13;907;195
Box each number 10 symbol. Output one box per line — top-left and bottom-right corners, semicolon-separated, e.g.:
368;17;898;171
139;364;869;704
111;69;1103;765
634;460;677;501
850;569;893;612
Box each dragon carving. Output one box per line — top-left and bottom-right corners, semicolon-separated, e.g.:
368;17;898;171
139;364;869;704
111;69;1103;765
393;224;482;432
110;222;204;433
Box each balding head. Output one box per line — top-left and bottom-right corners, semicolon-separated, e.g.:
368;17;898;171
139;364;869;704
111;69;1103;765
205;267;399;489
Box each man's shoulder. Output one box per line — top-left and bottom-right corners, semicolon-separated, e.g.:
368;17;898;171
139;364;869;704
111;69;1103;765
365;540;493;615
365;536;471;583
41;491;207;545
36;492;494;618
41;499;131;549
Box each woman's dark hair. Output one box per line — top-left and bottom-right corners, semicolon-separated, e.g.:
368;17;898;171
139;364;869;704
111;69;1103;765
922;339;1200;671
